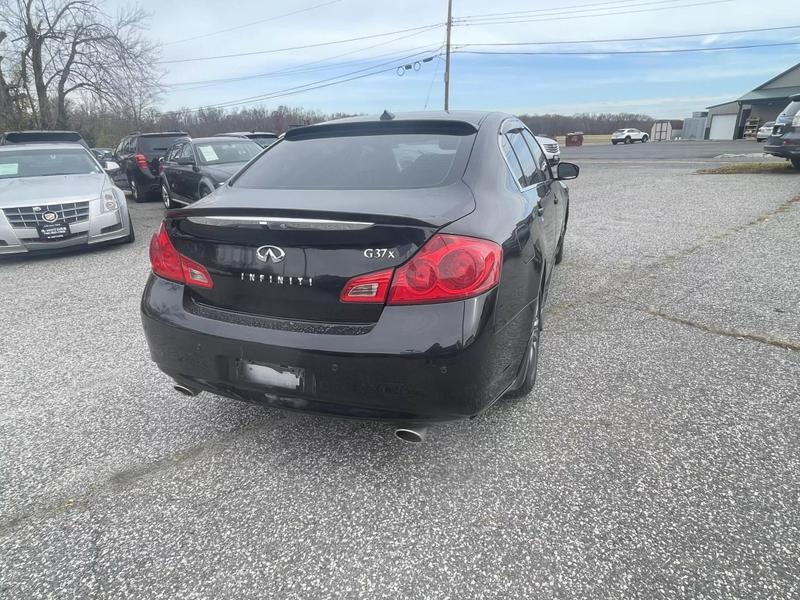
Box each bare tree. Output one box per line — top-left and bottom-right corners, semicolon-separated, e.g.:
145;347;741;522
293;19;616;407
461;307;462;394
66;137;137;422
0;0;161;129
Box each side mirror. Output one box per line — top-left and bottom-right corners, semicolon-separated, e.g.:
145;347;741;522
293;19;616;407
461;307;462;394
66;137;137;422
104;160;120;172
556;162;579;180
177;157;195;166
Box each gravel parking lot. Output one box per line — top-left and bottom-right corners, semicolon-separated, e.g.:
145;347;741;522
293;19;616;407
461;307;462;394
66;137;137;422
1;147;799;599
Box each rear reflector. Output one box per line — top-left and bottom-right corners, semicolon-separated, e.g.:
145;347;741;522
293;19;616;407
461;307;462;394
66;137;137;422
149;223;213;288
340;268;393;303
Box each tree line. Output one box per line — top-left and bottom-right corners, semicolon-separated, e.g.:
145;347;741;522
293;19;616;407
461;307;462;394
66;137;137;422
519;112;655;137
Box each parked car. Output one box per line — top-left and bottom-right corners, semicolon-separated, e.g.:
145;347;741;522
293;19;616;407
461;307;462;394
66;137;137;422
1;130;88;148
114;132;188;202
141;111;579;440
536;135;560;166
159;136;262;208
611;128;648;144
216;131;278;147
764;94;800;169
0;143;133;255
91;147;114;161
755;122;776;143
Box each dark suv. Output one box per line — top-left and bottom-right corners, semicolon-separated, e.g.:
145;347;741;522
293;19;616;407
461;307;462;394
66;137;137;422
764;94;800;169
114;132;188;202
159;136;261;208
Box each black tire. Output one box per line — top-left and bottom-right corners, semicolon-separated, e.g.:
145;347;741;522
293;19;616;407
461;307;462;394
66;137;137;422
505;308;541;399
130;178;145;203
642;135;648;143
554;212;567;265
624;137;631;145
199;186;211;199
792;158;800;170
124;216;135;244
612;140;618;145
161;182;177;209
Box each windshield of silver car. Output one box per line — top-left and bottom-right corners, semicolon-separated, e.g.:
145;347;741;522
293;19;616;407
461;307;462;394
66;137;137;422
0;148;102;179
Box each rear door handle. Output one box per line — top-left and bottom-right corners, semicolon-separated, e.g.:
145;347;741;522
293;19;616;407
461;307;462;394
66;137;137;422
536;203;544;217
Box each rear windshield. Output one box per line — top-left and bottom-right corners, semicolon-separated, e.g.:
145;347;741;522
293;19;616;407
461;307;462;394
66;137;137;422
779;101;800;121
194;140;261;165
235;132;475;189
0;148;101;179
4;132;82;144
139;136;185;155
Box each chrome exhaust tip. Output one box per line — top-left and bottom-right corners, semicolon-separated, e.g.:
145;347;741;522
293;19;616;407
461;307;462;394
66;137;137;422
173;383;200;397
394;426;428;443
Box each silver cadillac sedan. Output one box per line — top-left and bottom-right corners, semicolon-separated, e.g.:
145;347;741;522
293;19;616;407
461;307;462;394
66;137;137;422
0;143;133;255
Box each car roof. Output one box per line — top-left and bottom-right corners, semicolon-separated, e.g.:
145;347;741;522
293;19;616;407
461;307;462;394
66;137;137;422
0;142;88;152
189;136;257;144
134;131;188;137
218;131;277;136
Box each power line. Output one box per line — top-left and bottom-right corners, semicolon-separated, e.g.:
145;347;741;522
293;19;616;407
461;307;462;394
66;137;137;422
167;45;442;94
164;28;443;89
158;23;444;64
453;41;800;56
454;0;683;20
456;25;800;48
162;0;343;46
455;0;736;26
168;49;444;114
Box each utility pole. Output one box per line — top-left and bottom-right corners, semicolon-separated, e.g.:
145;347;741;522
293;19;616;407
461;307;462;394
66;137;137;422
444;0;453;111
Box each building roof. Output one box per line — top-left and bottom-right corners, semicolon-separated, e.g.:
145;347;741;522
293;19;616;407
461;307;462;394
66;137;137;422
737;62;800;103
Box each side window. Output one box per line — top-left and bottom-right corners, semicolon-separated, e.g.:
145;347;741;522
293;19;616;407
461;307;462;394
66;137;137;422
521;130;548;183
506;130;537;188
167;143;183;162
499;134;525;187
179;143;195;162
114;137;127;155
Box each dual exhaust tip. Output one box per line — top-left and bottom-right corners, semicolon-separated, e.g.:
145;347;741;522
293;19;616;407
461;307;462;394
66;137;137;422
172;382;428;442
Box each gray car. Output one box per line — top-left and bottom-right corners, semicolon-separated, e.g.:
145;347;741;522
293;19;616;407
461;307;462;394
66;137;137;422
0;143;134;255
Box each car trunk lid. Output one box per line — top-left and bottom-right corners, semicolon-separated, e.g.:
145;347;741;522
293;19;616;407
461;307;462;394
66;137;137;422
167;185;475;323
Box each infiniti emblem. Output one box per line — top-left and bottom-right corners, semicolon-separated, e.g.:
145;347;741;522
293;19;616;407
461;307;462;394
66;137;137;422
42;211;58;223
256;245;286;263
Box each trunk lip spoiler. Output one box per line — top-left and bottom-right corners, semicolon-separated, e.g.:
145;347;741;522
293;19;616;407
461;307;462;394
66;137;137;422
184;215;374;231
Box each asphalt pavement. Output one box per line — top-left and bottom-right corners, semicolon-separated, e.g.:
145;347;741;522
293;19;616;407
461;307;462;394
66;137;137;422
561;139;776;162
1;146;799;599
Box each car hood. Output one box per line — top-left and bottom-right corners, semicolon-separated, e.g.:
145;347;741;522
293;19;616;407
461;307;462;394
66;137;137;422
0;173;106;207
204;163;247;181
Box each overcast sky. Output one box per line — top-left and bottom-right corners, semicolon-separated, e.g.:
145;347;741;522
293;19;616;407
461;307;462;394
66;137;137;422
111;0;799;118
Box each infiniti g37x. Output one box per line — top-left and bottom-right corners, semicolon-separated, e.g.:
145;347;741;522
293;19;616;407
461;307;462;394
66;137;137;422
141;112;578;428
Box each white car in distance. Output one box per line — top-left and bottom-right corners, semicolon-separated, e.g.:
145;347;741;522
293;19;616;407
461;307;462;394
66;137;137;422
535;135;560;166
611;128;649;145
756;122;775;143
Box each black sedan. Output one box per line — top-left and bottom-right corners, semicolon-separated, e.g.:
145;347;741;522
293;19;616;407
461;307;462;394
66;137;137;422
159;137;262;208
141;112;578;440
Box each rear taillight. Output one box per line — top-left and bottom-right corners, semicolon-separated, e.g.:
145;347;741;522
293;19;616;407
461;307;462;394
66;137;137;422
340;268;393;303
135;153;148;169
389;234;501;304
149;223;213;288
340;234;501;306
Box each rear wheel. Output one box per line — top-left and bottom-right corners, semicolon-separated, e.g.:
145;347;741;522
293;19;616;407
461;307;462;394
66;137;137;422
624;136;631;144
162;183;177;209
792;158;800;170
505;310;541;399
130;178;145;203
124;215;135;244
642;135;649;143
199;185;211;199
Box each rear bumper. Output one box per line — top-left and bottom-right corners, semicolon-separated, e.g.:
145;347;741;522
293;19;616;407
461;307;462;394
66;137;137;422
141;275;514;422
763;144;800;159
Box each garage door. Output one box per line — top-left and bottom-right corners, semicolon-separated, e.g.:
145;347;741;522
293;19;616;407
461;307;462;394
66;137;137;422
709;114;737;140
